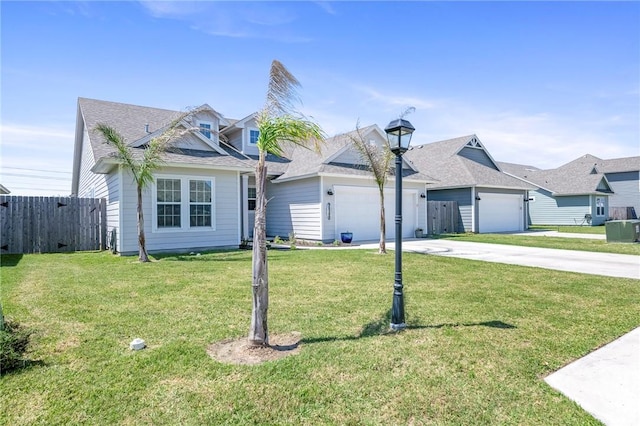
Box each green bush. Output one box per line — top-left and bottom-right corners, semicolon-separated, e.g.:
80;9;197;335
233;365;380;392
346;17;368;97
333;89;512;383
0;319;31;374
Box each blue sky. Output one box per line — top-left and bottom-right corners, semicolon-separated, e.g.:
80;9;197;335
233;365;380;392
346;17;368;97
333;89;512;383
1;1;638;196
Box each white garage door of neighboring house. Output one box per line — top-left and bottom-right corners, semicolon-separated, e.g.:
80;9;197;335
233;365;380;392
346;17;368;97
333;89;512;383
478;192;524;233
334;186;417;241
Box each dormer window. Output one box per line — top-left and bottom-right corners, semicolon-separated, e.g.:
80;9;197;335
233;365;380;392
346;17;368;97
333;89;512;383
199;122;212;139
249;129;260;145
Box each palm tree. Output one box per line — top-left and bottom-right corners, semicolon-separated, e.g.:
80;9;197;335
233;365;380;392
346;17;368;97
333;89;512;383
249;60;325;346
94;109;199;262
349;123;394;254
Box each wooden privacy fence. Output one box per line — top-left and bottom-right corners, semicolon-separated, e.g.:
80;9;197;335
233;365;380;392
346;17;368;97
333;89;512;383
0;196;107;254
426;201;460;235
609;207;637;220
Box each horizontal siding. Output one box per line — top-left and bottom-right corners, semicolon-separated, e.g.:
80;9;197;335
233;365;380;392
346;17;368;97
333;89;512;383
266;177;321;240
606;172;639;214
120;167;239;254
427;188;472;232
528;190;594;225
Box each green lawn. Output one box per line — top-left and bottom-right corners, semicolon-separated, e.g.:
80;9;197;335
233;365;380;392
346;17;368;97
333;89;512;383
529;225;606;235
432;233;640;255
2;249;639;425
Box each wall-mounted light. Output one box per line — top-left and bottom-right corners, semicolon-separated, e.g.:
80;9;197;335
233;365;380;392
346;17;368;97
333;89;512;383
327;189;334;196
420;193;426;199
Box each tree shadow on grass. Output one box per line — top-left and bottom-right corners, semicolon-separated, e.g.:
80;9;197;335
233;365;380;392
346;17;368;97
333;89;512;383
0;254;23;267
302;310;516;345
0;359;46;376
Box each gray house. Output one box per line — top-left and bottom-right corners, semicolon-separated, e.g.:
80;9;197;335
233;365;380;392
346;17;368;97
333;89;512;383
500;155;617;226
405;135;533;233
597;155;640;219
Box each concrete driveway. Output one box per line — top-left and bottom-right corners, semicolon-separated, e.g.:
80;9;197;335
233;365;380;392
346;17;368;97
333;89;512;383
359;239;639;280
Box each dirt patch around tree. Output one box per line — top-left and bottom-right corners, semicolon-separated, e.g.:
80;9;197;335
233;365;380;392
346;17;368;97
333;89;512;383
206;332;302;365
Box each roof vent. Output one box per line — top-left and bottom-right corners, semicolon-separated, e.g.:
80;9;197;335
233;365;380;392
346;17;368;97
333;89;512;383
145;124;150;133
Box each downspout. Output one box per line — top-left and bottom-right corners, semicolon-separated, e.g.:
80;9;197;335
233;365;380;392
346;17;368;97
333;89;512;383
471;186;477;233
241;174;249;239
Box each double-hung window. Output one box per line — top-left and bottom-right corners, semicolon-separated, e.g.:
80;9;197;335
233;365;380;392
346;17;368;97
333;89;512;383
199;123;212;139
190;180;212;227
247;186;256;211
157;178;181;228
596;197;605;217
249;129;259;145
155;177;215;231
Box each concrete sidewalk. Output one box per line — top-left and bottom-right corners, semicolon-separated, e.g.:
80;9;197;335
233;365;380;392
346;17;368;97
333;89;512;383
545;327;640;426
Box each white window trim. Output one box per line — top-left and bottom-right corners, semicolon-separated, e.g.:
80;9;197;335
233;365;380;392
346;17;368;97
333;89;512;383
595;196;605;217
152;175;216;233
198;120;214;139
248;185;256;211
248;127;260;146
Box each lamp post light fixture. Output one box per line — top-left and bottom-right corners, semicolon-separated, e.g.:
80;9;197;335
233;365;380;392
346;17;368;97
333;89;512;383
384;118;415;331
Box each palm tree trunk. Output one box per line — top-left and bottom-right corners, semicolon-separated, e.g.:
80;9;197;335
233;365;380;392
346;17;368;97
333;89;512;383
379;188;387;254
249;151;269;346
137;185;150;262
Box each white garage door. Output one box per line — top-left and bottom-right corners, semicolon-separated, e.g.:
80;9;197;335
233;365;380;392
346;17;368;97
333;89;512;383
334;186;417;241
478;192;524;233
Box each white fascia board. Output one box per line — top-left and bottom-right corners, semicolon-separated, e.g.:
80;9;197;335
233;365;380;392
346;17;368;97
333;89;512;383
270;172;318;183
91;158;119;174
161;161;254;173
220;113;258;133
454;135;502;171
71;102;85;195
502;172;552;193
318;171;430;184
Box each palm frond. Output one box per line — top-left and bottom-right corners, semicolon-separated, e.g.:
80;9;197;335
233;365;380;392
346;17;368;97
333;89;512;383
349;122;393;186
257;115;325;157
94;123;141;180
265;60;301;118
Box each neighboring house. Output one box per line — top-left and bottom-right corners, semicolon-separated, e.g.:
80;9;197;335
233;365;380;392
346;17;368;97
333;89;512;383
0;184;10;194
405;135;533;233
597;155;640;218
500;154;617;226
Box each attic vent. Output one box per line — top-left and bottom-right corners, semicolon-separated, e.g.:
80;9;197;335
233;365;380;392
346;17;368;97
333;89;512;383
467;138;483;149
590;165;598;174
145;124;150;133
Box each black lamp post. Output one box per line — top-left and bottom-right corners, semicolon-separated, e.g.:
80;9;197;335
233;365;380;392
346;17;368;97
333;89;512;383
384;118;415;331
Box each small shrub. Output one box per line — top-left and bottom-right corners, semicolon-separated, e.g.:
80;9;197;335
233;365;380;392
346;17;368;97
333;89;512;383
288;232;297;249
273;235;283;244
0;319;31;374
316;241;324;246
333;239;341;246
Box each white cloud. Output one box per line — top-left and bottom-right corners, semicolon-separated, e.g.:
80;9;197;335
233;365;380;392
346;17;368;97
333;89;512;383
138;1;314;43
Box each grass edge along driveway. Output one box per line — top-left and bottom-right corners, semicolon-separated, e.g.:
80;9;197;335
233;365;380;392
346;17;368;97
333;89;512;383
1;249;638;425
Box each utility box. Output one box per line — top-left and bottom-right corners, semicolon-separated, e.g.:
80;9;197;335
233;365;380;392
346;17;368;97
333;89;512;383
605;220;640;243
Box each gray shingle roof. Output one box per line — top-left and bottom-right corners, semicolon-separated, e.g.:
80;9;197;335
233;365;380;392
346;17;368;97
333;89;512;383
404;135;533;190
598;156;640;174
273;125;436;182
79;98;253;171
500;154;617;195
